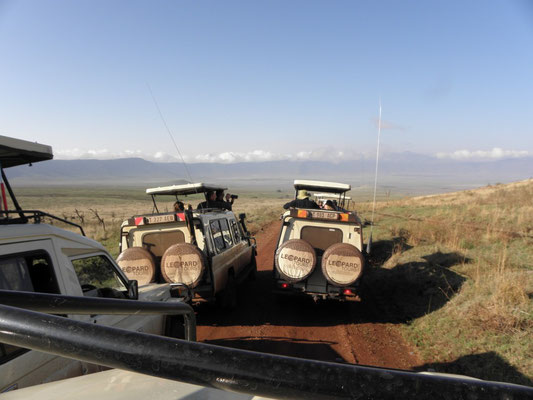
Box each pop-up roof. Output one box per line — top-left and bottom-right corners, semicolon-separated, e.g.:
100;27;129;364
146;183;227;196
293;180;351;194
0;135;53;168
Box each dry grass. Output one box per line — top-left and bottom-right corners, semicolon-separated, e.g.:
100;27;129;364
357;179;533;385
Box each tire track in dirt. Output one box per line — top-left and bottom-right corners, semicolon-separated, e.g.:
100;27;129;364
196;221;421;369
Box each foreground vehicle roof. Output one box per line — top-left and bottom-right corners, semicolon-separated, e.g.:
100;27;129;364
1;369;269;400
294;180;351;193
2;304;531;400
0;135;53;168
0;224;104;250
146;182;227;196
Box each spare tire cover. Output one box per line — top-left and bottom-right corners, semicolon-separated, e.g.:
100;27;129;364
117;247;156;286
275;239;316;282
160;243;205;287
321;243;364;287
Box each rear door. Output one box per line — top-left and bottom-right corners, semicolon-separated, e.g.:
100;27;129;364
208;218;243;293
229;218;253;276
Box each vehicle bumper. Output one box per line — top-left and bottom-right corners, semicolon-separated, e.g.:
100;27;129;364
274;280;361;301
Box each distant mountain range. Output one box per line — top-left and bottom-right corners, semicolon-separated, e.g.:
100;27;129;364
6;153;533;194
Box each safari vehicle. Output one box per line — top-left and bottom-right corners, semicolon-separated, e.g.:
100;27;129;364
0;135;195;393
274;180;364;301
117;183;257;308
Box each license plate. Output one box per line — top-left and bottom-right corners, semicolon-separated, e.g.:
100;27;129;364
310;211;338;220
146;214;176;224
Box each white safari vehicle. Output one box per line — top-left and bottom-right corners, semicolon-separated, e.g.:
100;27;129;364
117;183;257;308
0;135;194;393
274;180;365;301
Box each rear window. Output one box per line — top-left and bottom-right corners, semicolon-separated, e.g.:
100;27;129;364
301;226;343;252
142;231;185;257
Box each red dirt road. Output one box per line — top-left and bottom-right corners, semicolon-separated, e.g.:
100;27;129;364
196;221;421;369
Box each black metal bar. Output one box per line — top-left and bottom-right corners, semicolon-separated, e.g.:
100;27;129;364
151;194;159;213
185;209;197;246
0;209;86;235
0;290;196;341
1;168;24;217
0;304;531;399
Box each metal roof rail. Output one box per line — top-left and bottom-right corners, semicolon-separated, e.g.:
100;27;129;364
0;303;530;400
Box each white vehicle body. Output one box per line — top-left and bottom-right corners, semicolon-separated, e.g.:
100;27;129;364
0;217;172;393
0;135;178;393
0;369;273;400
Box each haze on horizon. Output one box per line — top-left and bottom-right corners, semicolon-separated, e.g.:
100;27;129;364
0;1;532;164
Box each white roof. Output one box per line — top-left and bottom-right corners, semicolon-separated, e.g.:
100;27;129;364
314;193;352;200
294;180;351;194
0;135;53;168
0;223;105;251
146;182;227;196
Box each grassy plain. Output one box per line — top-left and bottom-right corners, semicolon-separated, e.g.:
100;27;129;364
358;179;533;385
12;180;533;385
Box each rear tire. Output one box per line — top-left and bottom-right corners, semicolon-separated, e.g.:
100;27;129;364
217;273;237;310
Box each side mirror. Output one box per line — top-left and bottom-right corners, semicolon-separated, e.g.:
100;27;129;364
238;213;249;233
127;280;139;300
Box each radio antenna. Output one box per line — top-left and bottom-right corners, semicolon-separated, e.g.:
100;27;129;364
366;100;382;254
147;83;194;185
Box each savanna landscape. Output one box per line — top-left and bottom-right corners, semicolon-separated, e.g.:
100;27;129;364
12;178;533;386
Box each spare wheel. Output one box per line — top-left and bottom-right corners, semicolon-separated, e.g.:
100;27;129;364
161;243;205;288
321;243;364;287
275;239;316;282
117;247;156;286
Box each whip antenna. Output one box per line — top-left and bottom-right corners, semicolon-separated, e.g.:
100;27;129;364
366;100;382;254
147;84;194;184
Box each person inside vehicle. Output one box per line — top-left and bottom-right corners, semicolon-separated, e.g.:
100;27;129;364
174;201;185;212
323;200;336;210
197;191;216;209
283;190;320;209
213;189;235;211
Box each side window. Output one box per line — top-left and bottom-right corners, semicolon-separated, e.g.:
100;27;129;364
0;252;59;294
230;219;242;243
210;220;225;253
0;251;60;364
71;255;127;298
219;219;233;248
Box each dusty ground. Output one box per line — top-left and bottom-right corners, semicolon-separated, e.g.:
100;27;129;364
196;221;421;369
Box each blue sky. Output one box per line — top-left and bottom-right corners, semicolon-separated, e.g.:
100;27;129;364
0;0;532;163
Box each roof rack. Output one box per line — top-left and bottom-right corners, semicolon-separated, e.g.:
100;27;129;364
294;180;351;194
0;210;85;236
